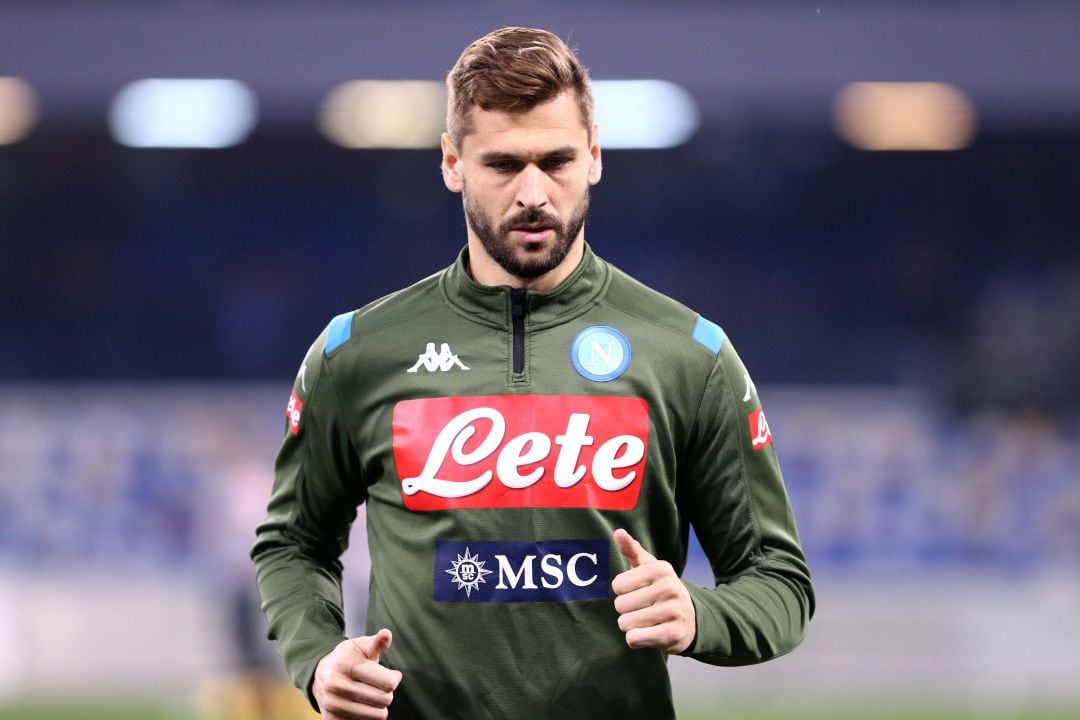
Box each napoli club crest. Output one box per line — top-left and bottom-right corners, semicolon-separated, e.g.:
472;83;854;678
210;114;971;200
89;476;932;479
570;326;632;382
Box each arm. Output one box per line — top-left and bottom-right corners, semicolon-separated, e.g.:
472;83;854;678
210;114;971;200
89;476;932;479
250;331;372;706
677;337;814;665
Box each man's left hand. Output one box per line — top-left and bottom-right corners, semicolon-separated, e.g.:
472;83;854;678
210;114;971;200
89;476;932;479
611;528;696;654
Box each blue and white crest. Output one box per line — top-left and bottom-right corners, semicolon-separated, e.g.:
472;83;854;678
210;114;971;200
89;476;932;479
570;325;632;382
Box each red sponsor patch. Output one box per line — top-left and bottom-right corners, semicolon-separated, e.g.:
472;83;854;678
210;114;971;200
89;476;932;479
286;389;303;435
748;408;773;450
392;395;649;511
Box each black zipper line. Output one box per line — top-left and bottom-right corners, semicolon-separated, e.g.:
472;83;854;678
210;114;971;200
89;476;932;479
510;288;527;375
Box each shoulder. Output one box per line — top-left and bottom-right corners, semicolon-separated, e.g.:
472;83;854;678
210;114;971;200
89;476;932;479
318;268;446;358
598;257;727;360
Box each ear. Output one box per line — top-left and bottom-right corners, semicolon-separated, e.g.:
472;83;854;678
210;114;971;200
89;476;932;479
587;123;602;186
441;133;463;193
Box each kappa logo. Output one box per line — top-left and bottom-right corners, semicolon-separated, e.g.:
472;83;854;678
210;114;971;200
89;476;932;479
435;539;609;603
570;326;631;382
392;395;649;511
742;370;756;402
749;408;773;450
407;342;469;373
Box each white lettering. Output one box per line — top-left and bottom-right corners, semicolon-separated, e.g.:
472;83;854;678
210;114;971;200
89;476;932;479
553;413;594;487
400;407;504;497
496;554;537;590
567;552;598;587
496;431;551;488
540;554;564;589
592;435;646;491
588;339;617;367
402;407;649;499
752;412;772;447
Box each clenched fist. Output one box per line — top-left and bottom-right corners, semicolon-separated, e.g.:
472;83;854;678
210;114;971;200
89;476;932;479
312;629;403;720
611;529;696;654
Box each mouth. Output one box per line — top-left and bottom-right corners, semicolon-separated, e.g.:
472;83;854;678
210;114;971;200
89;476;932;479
510;224;555;242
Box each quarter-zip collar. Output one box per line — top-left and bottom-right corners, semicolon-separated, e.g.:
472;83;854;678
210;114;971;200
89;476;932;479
440;242;610;329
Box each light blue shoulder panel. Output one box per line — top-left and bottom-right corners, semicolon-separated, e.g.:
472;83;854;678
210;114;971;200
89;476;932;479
325;311;356;354
691;315;725;355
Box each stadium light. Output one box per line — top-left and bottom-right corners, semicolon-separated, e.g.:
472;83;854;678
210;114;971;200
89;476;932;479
592;80;700;149
317;78;700;150
108;79;258;148
833;82;977;151
0;77;39;145
319;80;447;149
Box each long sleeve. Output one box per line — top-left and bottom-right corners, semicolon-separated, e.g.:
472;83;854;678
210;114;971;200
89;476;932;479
678;337;814;665
250;326;366;704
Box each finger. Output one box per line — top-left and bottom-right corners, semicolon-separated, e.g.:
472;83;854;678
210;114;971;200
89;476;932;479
336;681;395;709
320;693;390;720
617;602;672;634
613;583;662;614
350;629;393;661
624;623;682;652
613;529;656;568
349;661;403;693
611;561;670;596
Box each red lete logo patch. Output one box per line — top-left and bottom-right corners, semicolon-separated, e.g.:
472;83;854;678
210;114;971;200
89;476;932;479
748;408;773;450
286;389;303;435
392;395;649;511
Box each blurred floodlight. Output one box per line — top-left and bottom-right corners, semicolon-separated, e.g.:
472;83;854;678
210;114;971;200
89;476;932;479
593;80;699;149
0;77;39;145
319;81;446;149
109;79;257;148
833;82;977;151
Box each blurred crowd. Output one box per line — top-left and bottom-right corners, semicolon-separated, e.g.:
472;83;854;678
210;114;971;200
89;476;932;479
1;386;1076;577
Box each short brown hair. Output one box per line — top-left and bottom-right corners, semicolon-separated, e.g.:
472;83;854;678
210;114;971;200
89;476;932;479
446;27;594;146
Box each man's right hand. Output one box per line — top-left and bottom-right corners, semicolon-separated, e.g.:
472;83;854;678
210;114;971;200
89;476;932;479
312;629;403;720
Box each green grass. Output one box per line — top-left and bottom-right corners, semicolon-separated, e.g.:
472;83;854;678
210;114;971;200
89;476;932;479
0;704;173;720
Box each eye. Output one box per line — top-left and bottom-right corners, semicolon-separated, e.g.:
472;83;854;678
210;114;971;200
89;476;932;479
487;160;520;174
541;157;571;172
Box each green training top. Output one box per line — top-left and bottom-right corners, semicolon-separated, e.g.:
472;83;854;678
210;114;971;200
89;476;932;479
252;245;813;719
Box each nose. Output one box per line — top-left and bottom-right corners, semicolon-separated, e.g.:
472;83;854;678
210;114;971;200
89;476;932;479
514;164;549;209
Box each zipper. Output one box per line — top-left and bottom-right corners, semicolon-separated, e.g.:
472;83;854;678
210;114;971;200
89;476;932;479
510;288;527;375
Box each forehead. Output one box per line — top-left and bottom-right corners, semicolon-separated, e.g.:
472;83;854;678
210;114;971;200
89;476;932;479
461;91;590;156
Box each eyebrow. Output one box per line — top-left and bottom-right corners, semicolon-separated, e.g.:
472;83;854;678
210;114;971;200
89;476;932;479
477;146;578;164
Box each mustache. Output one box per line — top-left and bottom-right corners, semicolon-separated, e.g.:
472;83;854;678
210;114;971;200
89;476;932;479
500;208;560;232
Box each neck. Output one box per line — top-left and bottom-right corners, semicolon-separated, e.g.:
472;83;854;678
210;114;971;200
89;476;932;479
465;235;585;291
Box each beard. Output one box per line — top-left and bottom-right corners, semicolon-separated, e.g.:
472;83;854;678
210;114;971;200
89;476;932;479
464;186;589;280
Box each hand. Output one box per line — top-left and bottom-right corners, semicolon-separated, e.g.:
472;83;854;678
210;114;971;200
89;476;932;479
611;529;696;654
312;629;403;720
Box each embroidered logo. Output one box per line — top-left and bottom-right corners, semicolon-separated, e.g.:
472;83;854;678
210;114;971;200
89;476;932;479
435;540;609;603
570;326;631;382
407;342;469;373
392;395;649;511
297;361;308;393
742;370;756;402
444;546;493;598
286;389;303;435
749;408;773;450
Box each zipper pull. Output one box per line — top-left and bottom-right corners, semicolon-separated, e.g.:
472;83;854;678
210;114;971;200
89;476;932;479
510;289;527;375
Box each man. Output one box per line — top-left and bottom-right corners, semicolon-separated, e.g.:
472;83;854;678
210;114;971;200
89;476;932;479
253;26;813;719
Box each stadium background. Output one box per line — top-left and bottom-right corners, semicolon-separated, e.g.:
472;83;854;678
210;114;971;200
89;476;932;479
1;2;1078;718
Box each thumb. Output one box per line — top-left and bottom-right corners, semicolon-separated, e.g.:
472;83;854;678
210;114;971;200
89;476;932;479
351;628;393;661
613;528;655;568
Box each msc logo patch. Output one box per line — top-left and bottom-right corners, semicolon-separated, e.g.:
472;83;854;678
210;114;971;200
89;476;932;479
570;326;631;382
435;539;609;603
